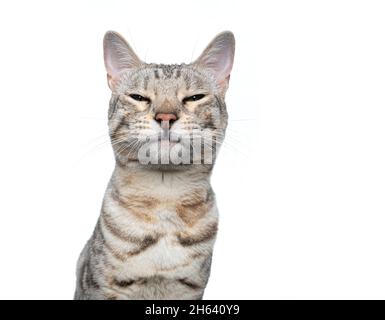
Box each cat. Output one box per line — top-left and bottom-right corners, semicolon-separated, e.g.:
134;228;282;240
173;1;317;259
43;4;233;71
74;30;235;300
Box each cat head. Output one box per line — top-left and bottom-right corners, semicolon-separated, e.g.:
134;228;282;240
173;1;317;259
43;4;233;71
103;31;235;170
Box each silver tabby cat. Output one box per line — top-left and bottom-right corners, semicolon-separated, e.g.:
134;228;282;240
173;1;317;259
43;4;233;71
74;30;235;300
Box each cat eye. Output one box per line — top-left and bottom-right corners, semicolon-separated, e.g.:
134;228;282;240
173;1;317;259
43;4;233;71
182;94;206;103
129;94;151;103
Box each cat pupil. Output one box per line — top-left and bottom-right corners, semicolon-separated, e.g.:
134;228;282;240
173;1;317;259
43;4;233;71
183;94;205;103
130;94;149;102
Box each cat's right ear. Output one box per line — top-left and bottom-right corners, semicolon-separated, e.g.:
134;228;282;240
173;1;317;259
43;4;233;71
103;31;142;89
193;31;235;92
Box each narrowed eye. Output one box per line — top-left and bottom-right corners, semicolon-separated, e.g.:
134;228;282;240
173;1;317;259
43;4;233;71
182;94;206;103
129;94;151;103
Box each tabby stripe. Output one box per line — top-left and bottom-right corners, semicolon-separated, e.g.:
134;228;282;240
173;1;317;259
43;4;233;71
128;238;159;256
100;213;160;257
113;278;135;287
97;219;127;261
183;73;191;90
85;260;100;289
101;212;144;243
110;115;125;139
176;199;213;226
108;95;119;119
178;278;202;290
143;75;149;90
214;95;226;112
177;222;218;246
109;186;159;223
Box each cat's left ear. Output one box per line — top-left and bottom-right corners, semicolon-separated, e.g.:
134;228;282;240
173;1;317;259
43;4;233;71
103;31;142;89
193;31;235;90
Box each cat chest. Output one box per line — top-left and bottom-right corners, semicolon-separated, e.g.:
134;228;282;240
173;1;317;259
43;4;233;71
112;234;201;279
101;201;217;279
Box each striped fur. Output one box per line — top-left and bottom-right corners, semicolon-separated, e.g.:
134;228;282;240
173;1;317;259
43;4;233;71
74;31;235;300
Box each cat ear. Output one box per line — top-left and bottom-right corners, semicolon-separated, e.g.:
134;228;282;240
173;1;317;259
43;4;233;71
103;31;142;89
194;31;235;87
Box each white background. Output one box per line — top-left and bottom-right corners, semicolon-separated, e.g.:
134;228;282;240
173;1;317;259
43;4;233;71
0;0;384;299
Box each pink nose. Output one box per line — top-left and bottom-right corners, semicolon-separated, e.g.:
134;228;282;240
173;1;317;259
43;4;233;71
155;113;177;122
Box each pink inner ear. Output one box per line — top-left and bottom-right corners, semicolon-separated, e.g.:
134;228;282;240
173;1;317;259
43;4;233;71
201;50;233;84
105;56;118;79
215;52;234;82
195;32;235;83
104;44;126;79
103;31;142;87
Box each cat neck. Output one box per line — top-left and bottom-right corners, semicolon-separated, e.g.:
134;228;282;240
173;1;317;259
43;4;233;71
110;162;213;198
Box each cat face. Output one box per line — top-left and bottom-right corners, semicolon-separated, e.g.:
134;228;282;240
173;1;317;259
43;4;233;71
103;31;235;168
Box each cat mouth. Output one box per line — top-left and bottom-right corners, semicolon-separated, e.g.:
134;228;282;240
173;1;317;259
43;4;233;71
157;136;181;147
143;133;182;146
150;139;182;152
157;132;181;143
